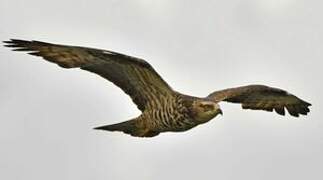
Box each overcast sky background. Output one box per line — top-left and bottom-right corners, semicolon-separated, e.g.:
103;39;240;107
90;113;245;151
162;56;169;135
0;0;322;180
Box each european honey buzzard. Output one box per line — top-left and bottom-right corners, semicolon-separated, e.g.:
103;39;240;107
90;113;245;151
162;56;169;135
4;39;311;137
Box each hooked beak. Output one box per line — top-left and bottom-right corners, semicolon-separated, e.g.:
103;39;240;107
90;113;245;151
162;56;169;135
217;109;223;116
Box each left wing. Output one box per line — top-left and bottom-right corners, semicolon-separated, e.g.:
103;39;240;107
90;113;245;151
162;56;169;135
3;39;174;112
207;85;311;117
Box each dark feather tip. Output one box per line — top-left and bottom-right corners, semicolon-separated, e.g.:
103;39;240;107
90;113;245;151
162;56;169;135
10;39;27;43
3;40;13;44
6;44;23;48
4;44;16;48
93;126;107;130
274;107;285;116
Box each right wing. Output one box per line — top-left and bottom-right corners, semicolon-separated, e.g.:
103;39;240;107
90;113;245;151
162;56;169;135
207;85;311;117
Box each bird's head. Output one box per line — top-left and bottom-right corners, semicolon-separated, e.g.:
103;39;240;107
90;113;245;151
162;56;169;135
192;100;223;123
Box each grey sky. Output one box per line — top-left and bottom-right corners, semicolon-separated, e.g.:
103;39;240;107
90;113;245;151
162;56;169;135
0;0;322;180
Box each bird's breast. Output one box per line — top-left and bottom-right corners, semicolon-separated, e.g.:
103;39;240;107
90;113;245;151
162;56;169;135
144;95;199;132
147;108;196;132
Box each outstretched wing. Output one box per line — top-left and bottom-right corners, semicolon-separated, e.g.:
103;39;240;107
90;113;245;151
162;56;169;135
4;39;174;111
207;85;311;117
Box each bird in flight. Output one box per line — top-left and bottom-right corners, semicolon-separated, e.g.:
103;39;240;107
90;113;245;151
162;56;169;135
4;39;311;137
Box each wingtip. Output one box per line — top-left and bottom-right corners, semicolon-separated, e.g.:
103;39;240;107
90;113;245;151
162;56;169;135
3;39;18;43
9;38;25;42
3;39;30;44
2;40;13;47
3;40;11;44
3;39;35;51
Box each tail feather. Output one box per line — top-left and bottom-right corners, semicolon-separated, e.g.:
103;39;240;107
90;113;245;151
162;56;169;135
94;120;137;134
94;119;159;137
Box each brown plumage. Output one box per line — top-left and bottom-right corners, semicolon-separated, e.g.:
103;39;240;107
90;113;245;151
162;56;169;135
3;39;312;137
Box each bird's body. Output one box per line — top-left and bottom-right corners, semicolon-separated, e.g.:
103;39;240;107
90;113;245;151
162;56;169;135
4;39;311;137
97;94;221;137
